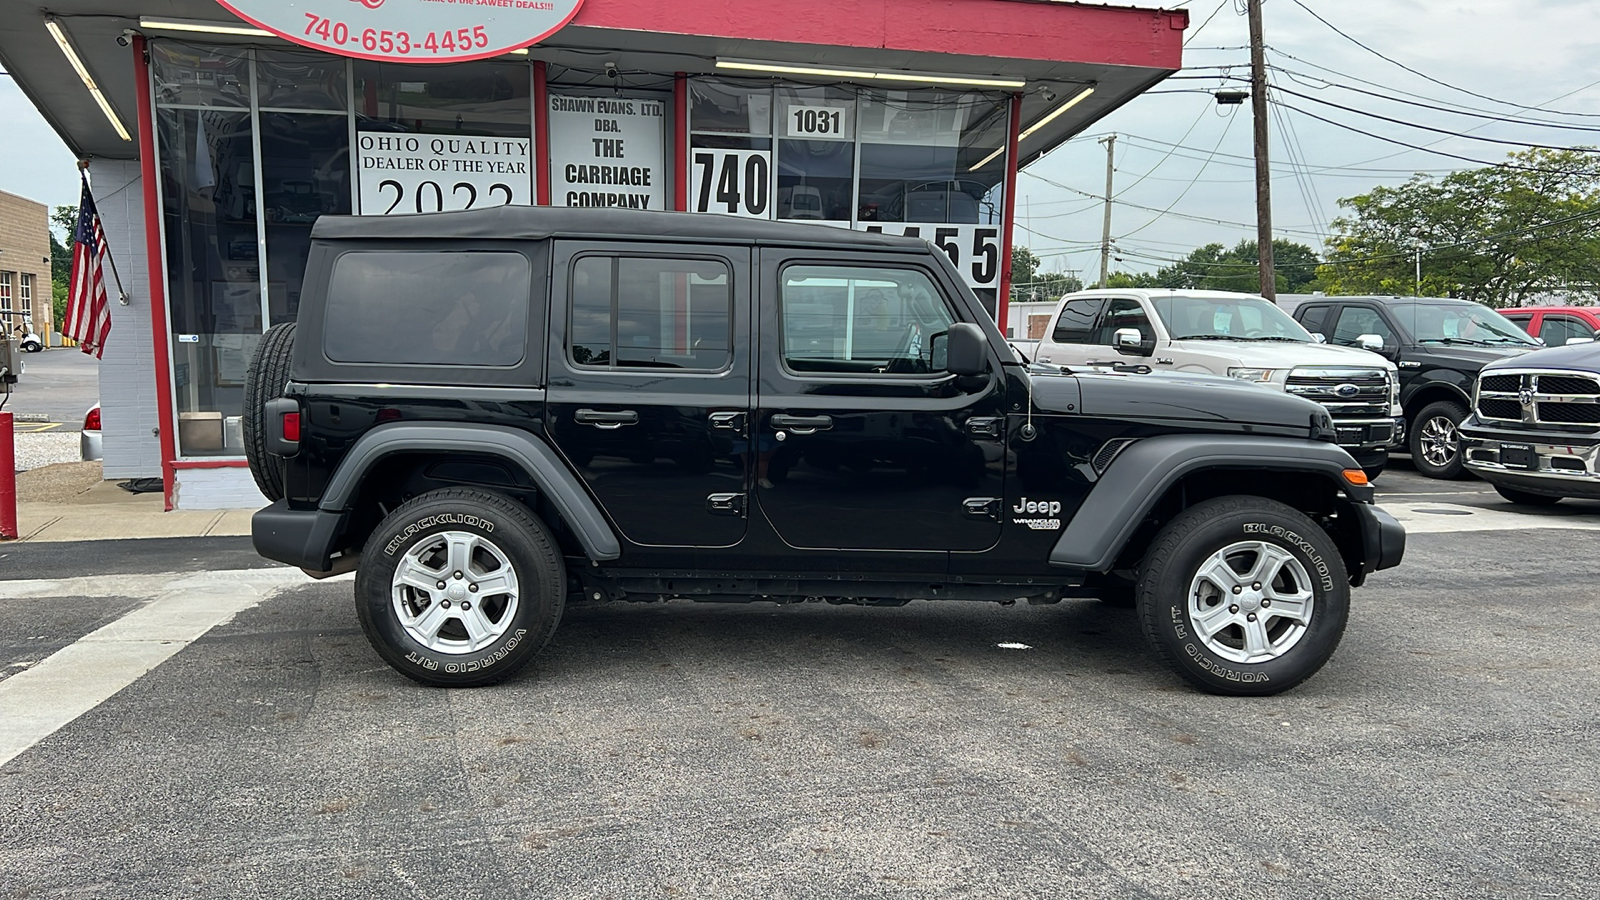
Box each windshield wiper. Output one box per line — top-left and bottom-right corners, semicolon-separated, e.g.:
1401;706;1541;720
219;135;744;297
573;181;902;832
1253;336;1307;343
1173;333;1253;341
1420;337;1491;346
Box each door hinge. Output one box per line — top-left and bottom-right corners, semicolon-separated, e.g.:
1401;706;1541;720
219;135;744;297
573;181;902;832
965;416;1003;438
963;497;1002;521
706;493;746;516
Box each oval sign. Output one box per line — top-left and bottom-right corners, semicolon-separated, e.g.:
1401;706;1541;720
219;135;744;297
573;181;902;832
214;0;585;63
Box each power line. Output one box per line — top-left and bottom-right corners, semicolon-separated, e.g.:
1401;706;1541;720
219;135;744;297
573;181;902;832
1271;83;1600;153
1116;106;1241;240
1269;65;1600;133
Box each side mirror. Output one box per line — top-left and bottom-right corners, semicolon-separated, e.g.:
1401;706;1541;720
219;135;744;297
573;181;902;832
945;323;988;377
1357;333;1385;352
1567;336;1596;346
1113;327;1154;357
1310;332;1327;344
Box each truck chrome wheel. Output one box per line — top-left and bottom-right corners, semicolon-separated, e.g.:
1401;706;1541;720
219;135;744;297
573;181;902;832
1188;541;1314;665
392;531;521;654
1418;415;1459;468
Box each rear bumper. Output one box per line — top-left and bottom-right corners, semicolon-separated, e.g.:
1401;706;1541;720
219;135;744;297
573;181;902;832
252;500;347;572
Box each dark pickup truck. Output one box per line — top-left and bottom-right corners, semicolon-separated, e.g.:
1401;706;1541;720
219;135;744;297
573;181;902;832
247;206;1403;695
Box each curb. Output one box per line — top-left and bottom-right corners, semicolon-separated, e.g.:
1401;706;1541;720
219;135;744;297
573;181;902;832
12;414;49;423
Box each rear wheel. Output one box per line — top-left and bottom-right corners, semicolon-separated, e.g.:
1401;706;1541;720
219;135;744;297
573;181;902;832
1136;496;1349;696
1493;484;1562;506
242;322;296;502
1409;400;1466;479
355;488;566;687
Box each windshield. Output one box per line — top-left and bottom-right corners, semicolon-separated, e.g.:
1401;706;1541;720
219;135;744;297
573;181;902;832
1403;304;1538;346
1151;295;1313;342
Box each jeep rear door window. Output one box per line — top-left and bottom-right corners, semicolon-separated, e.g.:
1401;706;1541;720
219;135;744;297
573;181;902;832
780;265;955;374
1050;298;1105;344
323;251;529;367
569;256;732;371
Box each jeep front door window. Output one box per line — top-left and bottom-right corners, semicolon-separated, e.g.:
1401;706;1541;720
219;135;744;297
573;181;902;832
758;255;1005;553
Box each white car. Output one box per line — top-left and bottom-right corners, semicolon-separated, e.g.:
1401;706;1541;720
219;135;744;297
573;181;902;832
1034;288;1404;477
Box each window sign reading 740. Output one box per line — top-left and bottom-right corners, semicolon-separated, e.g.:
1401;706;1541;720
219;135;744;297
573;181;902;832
862;223;1002;291
691;149;772;218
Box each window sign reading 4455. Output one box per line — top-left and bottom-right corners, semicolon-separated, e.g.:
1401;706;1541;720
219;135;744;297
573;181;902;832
863;224;1002;291
215;0;587;63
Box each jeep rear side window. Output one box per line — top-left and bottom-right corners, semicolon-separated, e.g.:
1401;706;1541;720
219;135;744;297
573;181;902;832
323;251;529;367
570;256;732;370
779;265;955;374
1051;298;1105;344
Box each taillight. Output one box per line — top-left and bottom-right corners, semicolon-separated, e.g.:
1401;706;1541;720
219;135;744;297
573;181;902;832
84;407;101;431
281;411;301;442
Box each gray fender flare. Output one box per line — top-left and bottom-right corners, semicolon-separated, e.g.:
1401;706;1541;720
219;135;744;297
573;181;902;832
1049;434;1359;571
320;422;621;560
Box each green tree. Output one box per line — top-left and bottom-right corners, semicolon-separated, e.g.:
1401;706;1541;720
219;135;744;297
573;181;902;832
1104;271;1161;289
1319;148;1600;307
51;206;77;330
1010;245;1083;302
1146;240;1322;294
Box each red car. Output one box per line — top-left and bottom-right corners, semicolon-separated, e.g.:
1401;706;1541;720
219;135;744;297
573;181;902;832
1501;306;1600;347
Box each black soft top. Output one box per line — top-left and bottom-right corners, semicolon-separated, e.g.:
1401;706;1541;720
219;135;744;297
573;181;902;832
311;205;931;250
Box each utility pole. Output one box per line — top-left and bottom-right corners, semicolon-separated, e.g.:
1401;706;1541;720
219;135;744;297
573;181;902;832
1247;0;1275;301
1098;133;1115;289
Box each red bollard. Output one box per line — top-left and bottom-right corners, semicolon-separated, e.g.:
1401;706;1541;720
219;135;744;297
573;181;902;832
0;411;15;540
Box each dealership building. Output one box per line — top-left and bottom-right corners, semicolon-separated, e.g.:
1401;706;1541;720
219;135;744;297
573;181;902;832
0;0;1185;509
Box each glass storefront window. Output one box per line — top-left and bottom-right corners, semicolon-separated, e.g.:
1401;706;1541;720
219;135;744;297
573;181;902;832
260;112;352;324
256;50;347;111
151;43;250;109
353;60;531;136
857;90;1008;224
689;81;772;135
157;106;260;456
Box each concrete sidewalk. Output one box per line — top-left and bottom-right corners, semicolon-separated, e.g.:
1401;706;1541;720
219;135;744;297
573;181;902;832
7;462;255;543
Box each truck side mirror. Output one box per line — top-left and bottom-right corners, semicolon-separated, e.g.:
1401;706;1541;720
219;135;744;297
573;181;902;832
1114;327;1154;357
1310;332;1327;344
945;323;988;376
1356;333;1385;352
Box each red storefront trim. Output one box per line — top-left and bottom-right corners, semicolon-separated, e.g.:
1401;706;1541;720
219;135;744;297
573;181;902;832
133;36;179;512
673;72;688;212
996;92;1022;336
534;61;552;205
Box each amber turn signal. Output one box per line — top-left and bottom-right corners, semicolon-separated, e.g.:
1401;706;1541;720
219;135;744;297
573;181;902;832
1342;468;1369;486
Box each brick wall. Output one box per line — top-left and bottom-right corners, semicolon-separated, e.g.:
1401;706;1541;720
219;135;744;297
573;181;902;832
0;189;52;339
88;159;162;480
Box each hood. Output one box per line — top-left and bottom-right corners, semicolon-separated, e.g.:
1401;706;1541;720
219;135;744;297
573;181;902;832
1171;339;1393;370
1417;343;1532;367
1482;341;1600;373
1031;369;1331;434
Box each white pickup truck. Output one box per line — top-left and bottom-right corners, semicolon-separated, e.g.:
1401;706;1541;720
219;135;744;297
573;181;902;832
1034;288;1404;477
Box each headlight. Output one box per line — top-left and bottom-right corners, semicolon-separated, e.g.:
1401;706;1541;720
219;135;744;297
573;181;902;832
1227;368;1277;383
1390;372;1401;405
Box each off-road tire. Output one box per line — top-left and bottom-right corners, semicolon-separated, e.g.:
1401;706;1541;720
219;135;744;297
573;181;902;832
1493;483;1562;506
242;322;296;502
1136;495;1349;696
355;488;566;687
1409;400;1467;479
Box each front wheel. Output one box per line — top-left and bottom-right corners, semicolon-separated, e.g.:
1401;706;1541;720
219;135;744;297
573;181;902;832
20;340;41;353
1136;496;1349;696
355;488;566;687
1409;400;1466;479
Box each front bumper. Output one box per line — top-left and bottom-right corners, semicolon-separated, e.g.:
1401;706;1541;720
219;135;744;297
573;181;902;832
1461;422;1600;499
1350;501;1405;585
252;500;348;571
1331;416;1404;452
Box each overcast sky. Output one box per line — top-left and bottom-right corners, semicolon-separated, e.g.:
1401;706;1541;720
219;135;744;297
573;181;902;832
5;0;1599;275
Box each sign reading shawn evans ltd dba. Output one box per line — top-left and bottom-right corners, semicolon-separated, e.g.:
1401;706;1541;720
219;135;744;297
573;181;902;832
214;0;586;63
548;95;667;210
356;132;532;215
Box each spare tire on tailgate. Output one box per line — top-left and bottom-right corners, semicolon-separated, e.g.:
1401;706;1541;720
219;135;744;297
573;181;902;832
242;322;296;502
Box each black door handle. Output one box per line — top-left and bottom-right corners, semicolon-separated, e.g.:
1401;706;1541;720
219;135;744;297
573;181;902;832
575;408;639;429
771;414;832;434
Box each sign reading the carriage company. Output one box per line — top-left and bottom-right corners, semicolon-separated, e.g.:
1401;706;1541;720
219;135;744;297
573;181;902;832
215;0;586;63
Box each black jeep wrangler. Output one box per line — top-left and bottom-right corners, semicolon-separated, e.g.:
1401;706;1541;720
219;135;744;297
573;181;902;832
248;206;1403;696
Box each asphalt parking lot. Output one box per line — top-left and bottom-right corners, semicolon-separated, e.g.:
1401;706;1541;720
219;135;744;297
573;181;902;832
2;476;1598;898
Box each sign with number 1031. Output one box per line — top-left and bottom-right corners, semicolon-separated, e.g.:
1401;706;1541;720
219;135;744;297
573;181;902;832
215;0;586;63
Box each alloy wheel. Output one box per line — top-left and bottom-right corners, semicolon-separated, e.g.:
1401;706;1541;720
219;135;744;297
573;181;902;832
1188;541;1315;665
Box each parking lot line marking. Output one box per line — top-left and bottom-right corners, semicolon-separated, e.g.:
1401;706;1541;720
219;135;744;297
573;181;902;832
0;568;311;770
1380;501;1600;534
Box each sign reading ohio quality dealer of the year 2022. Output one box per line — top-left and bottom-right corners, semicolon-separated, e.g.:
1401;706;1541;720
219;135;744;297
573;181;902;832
356;133;531;215
214;0;586;63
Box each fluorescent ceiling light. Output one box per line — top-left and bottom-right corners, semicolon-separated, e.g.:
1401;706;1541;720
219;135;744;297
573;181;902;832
967;86;1096;171
716;59;1024;89
1017;85;1095;141
138;17;272;37
44;18;131;142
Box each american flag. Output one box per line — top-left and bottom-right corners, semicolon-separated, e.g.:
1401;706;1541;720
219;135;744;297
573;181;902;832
63;173;112;359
